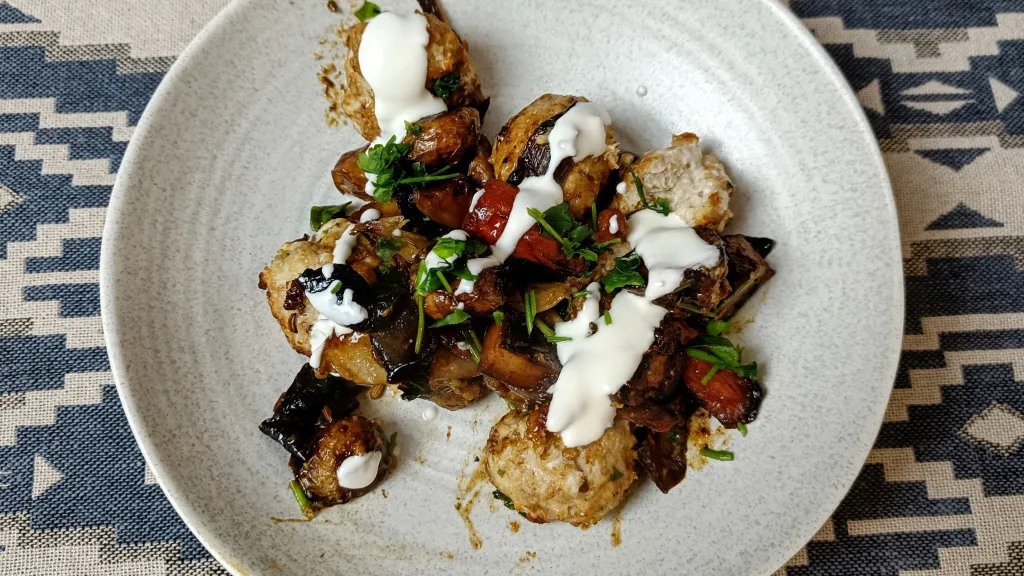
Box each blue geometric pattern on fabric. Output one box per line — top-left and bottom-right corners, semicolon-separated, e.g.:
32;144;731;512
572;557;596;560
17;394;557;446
0;386;209;560
0;2;39;23
0;150;110;259
25;238;103;273
0;335;109;394
878;364;1024;498
791;0;1024;29
914;148;990;171
905;255;1024;334
23;283;101;317
789;465;976;576
927;203;1004;230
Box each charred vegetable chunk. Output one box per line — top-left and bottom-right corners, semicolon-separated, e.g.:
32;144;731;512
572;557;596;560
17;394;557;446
683;357;762;427
259;364;361;461
297;415;393;506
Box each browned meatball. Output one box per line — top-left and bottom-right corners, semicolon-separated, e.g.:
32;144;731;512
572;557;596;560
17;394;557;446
485;409;636;527
492;94;618;219
339;13;487;142
298;416;392;505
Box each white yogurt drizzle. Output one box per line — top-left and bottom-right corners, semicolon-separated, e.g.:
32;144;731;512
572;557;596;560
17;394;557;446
545;212;721;447
359;208;381;222
609;214;619;234
491;102;611;261
452;256;499;296
307;223;368;370
424;229;468;270
336;451;383;489
421;404;439;421
468;189;485;213
359;12;447;147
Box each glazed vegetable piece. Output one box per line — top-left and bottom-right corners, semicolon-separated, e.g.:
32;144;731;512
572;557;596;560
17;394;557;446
414;175;475;229
710;234;776;320
637;424;690;494
492;94;617;219
478;319;557;394
297;415;393;506
485;409;636;526
467;134;495;186
683;357;762;427
339;11;487;142
331;145;371;196
405;107;480;167
259;364;362;461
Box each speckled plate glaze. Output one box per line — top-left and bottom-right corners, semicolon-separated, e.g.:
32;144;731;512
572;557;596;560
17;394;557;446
100;0;902;574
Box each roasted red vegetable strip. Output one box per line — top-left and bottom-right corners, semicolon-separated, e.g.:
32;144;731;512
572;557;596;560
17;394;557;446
683;357;762;427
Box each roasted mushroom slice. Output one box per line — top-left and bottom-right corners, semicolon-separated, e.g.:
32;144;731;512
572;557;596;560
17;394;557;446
405;107;480;168
614;132;734;231
485;409;636;526
331;146;371;197
297;416;393;507
711;234;776;320
492;94;618;219
339;12;487;142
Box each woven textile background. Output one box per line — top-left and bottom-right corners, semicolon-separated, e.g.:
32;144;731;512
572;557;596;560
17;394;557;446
1;0;1024;574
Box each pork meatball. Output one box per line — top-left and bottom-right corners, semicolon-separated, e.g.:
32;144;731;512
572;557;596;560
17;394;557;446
492;94;618;219
484;409;636;527
614;132;734;231
339;12;487;142
298;416;392;505
257;219;388;386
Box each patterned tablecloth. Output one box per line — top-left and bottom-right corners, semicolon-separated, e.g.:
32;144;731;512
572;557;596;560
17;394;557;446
1;0;1023;574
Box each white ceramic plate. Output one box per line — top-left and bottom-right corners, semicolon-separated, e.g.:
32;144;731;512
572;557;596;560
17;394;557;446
101;1;903;574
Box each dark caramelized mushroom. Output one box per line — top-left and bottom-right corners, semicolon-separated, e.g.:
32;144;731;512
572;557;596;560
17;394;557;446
297;416;392;505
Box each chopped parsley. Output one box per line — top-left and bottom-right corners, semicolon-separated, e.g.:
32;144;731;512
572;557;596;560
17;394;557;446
464;329;482;363
432;72;460;98
604;310;612;325
737;422;748;437
493;490;527;518
330;281;343;295
601;254;645;292
436;271;454;293
572;290;590;298
706;319;729;337
527;204;599;262
375;237;404;262
685;333;758;382
354;1;381;21
629;166;671;216
493;310;505;325
357;136;457;203
309;203;350;231
609;467;624;481
535;320;571;343
429;309;471;328
404;120;422;137
289;480;314;519
524;290;537;335
432;236;487;260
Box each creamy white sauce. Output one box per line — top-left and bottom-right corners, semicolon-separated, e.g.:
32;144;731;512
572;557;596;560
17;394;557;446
336;451;382;489
609;214;619;234
491;102;611;261
627;211;720;300
469;188;485;213
359;208;381;222
546;283;667;447
421;404;438;421
455;341;470;350
391;228;402;237
309;314;353;370
424;229;467;270
333;224;359;265
358;12;447;144
615;181;626;195
452;256;499;296
306;222;369;369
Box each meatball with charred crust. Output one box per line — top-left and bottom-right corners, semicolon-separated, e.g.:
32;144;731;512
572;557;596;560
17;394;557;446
298;416;392;505
339;12;487;142
485;409;636;527
492;94;618;219
615;132;733;231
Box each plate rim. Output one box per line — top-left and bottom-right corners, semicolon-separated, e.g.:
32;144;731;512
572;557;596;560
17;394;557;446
99;1;904;574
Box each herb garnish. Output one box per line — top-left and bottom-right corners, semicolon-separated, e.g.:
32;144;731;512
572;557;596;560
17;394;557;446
699;448;735;461
432;72;460;98
493;490;527;518
572;290;589;298
604;310;612;325
430;309;470;328
309;203;351;231
375;237;404;262
354;1;381;21
685;332;758;382
706;319;729;337
629;166;671;216
601;254;645;292
524;290;537;335
432;236;487;260
436;271;454;293
493;310;505;325
464;329;483;363
610;467;624;481
527;204;600;261
357;136;457;203
535;320;571;343
330;281;343;295
737;422;748;437
289;480;314;519
404;120;422;137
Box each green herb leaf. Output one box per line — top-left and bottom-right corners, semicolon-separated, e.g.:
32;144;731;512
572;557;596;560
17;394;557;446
429;309;471;328
449;264;479;281
375;237;404;262
594;238;621;250
493;310;505;325
541;203;575;236
309;204;350;231
602;254;645;292
604;310;612;325
354;1;381;21
706;319;729;337
414;294;425;354
436;270;453;293
572;290;590;298
667;425;681;443
289;480;314;519
699;448;735;461
432;72;460;98
700;364;719;385
404;120;422;137
535;320;571;343
387;431;398;458
591;203;598;232
504;397;517;411
464;329;482;363
330;281;344;295
358;136;413;203
415;260;443;295
609;467;624;481
524;290;537;336
629;166;671;216
736;422;748;437
497;469;505;476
